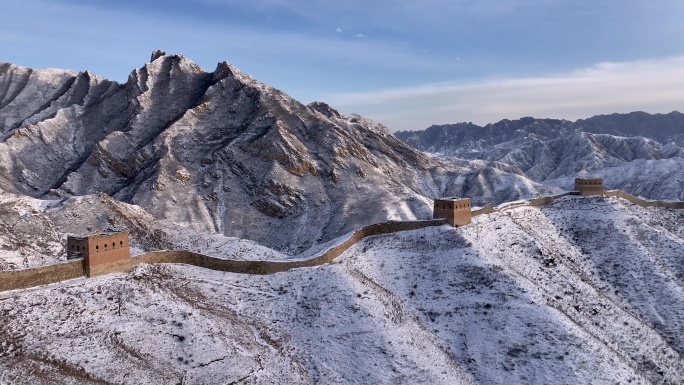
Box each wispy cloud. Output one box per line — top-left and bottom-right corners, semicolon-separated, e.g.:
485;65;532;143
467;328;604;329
0;0;450;82
4;0;684;134
328;56;684;131
200;0;558;24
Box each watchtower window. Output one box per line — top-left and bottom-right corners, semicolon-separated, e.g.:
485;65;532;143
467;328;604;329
120;241;123;246
112;242;115;248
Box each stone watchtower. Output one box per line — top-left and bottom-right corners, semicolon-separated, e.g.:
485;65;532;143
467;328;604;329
433;198;472;227
574;178;604;196
66;232;131;277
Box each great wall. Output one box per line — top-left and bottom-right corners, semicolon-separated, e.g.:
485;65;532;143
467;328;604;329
1;183;684;293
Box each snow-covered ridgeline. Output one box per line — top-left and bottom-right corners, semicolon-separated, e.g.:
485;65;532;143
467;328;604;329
0;196;682;383
3;189;684;294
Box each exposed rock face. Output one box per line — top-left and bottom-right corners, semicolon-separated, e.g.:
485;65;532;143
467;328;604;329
395;114;684;200
0;52;554;251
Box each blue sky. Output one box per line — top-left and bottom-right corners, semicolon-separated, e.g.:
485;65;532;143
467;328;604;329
2;0;684;131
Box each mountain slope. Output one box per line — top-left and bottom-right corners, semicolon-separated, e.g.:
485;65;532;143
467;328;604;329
0;191;287;271
0;52;555;252
1;197;682;384
395;114;684;198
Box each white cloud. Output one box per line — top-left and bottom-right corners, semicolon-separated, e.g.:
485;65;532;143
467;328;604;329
329;56;684;131
355;33;365;38
336;27;342;33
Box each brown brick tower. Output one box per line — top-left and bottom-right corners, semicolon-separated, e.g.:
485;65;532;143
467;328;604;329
433;198;472;227
66;232;131;277
574;178;604;196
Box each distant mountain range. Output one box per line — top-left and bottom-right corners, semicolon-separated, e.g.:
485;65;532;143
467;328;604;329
395;112;684;200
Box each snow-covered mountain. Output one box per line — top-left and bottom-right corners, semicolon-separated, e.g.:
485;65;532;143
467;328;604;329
0;52;555;252
1;196;683;384
395;114;684;200
0;191;288;271
1;52;684;384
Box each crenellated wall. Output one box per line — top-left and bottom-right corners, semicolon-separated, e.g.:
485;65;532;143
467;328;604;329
471;192;580;217
574;178;604;196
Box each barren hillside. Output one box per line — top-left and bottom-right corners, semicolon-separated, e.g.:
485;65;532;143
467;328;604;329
0;52;555;252
1;197;682;384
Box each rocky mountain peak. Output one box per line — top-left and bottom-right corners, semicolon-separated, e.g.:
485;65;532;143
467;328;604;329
0;52;558;251
308;101;341;119
150;49;167;62
212;61;235;81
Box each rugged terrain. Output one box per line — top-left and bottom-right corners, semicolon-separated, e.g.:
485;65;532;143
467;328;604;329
1;197;683;384
2;53;684;384
395;113;684;200
0;52;554;252
0;191;288;271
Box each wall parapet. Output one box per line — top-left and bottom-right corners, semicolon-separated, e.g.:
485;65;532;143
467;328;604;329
604;190;684;209
472;192;580;217
472;204;495;217
0;259;85;292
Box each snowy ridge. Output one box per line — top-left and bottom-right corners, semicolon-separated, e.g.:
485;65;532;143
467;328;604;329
1;196;683;383
395;114;684;202
3;190;683;294
0;53;558;252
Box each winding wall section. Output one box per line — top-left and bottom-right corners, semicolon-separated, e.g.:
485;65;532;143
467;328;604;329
0;219;446;291
2;191;683;292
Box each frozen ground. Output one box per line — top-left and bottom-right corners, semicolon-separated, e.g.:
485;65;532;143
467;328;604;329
1;196;683;384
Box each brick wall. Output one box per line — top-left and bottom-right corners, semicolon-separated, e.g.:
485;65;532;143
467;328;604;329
472;204;495;217
604;190;684;209
0;260;85;292
127;219;449;276
433;198;471;226
529;192;580;206
575;178;604;196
